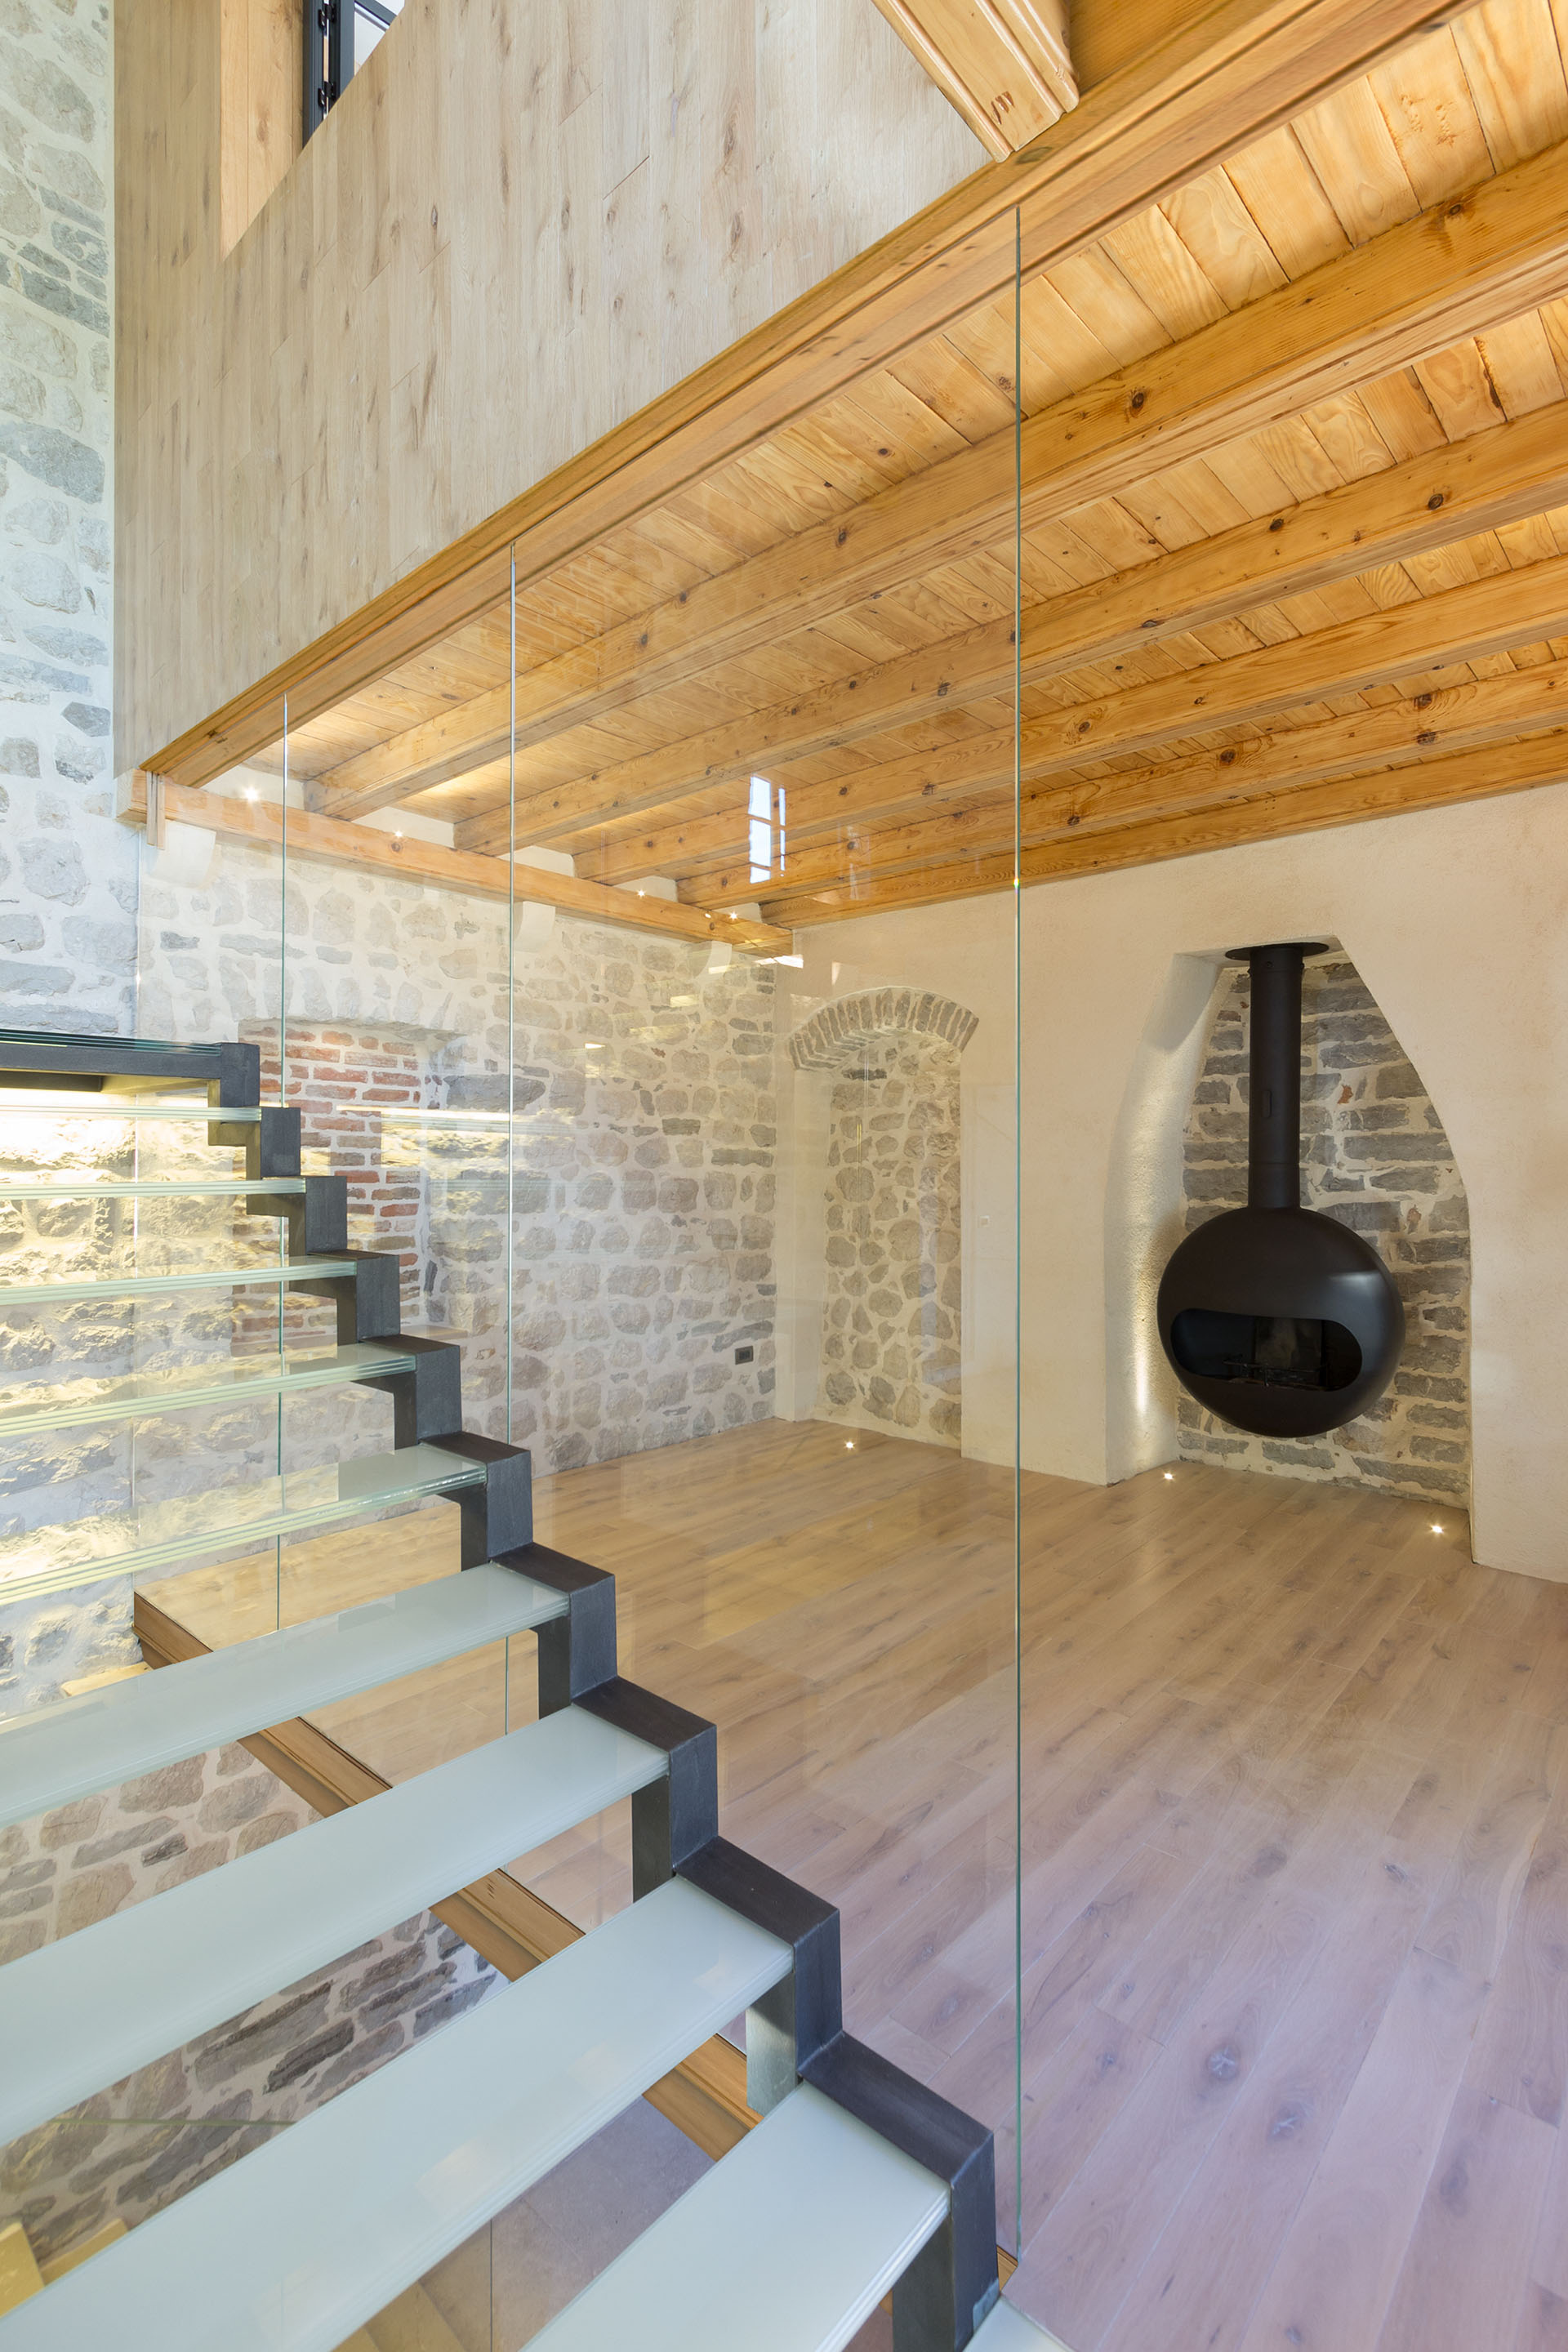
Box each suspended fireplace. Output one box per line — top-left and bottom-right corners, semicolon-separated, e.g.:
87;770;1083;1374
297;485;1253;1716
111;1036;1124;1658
1156;942;1404;1440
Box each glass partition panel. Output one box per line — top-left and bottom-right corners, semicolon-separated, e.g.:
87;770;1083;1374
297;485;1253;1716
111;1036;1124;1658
497;223;1028;2280
0;215;1027;2338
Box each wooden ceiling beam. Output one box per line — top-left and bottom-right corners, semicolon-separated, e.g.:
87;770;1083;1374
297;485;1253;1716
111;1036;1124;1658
678;656;1568;898
561;544;1568;892
316;128;1568;835
111;777;792;956
148;0;1463;790
762;725;1568;921
550;399;1568;883
865;0;1077;159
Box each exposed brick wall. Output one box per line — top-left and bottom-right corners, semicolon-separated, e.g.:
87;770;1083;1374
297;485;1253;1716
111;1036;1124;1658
241;1022;432;1345
1177;955;1471;1508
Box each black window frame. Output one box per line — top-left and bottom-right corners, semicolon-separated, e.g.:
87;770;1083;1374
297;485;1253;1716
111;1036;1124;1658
303;0;399;141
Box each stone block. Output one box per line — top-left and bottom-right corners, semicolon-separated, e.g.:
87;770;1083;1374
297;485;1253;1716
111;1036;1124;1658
56;1861;131;1935
118;1757;203;1815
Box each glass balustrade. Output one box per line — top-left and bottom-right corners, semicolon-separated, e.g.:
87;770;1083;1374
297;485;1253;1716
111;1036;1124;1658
1;203;1029;2346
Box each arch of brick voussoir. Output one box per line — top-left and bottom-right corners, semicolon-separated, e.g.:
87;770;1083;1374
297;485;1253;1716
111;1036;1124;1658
787;987;979;1071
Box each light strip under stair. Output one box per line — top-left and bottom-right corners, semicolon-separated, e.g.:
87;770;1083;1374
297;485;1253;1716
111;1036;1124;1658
0;1441;483;1606
0;1256;356;1308
0;1703;668;2145
531;2081;949;2352
0;1178;307;1199
0;1561;564;1829
0;1877;789;2352
0;1342;419;1438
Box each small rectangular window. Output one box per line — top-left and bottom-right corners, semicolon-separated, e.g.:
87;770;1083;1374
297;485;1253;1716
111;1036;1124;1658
304;0;404;141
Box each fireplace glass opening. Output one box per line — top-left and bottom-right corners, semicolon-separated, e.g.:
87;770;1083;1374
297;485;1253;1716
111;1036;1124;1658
1170;1307;1363;1393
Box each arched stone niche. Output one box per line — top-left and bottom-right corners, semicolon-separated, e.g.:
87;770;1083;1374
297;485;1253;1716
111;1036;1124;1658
789;987;979;1070
1175;951;1471;1507
786;988;978;1446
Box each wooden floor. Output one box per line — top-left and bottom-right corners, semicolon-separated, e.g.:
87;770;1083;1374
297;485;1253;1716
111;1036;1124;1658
149;1423;1568;2352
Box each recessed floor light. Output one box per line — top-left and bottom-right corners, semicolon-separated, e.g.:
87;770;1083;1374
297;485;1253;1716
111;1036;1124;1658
844;1441;854;1450
1164;1470;1174;1481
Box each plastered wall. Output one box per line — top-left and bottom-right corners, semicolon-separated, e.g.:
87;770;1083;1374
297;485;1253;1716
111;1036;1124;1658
777;783;1568;1583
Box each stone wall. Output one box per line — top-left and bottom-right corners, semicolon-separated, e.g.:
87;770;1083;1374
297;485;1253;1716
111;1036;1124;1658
510;928;777;1468
0;1744;495;2262
1177;954;1471;1506
139;835;780;1475
0;0;127;1036
0;1099;371;1708
817;1032;962;1446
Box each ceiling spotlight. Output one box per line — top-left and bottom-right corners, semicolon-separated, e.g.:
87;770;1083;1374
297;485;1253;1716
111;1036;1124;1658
1164;1471;1174;1481
844;1440;855;1450
243;786;259;802
728;911;738;920
1432;1522;1444;1535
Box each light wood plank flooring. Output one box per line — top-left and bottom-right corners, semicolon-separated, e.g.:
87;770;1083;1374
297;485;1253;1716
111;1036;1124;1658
149;1422;1568;2352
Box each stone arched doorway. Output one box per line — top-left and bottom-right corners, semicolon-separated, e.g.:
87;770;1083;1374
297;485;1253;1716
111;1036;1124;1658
789;989;978;1447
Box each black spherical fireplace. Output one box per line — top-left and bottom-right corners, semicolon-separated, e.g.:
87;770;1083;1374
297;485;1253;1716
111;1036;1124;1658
1156;942;1405;1440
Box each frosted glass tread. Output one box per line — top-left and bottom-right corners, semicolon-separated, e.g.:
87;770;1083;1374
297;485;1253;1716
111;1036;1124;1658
0;1704;668;2145
0;1563;564;1829
0;1441;481;1606
970;2304;1073;2350
530;2082;948;2352
0;1098;262;1121
0;1178;305;1200
0;1343;418;1437
0;1255;356;1307
0;1878;790;2352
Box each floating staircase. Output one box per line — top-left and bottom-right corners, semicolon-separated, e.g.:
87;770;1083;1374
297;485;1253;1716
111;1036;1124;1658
0;1030;1054;2351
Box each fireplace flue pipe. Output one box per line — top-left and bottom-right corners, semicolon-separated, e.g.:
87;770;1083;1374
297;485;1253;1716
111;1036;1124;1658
1243;942;1307;1212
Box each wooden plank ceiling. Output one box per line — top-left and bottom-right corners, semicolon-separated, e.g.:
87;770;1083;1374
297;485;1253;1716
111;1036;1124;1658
265;0;1568;929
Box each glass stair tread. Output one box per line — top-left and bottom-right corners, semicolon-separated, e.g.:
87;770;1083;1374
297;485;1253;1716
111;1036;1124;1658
0;1341;418;1437
0;1704;671;2147
0;1878;789;2352
0;1031;232;1071
0;1095;263;1120
0;1561;566;1830
0;1255;356;1307
0;1442;483;1606
0;1178;305;1199
971;2305;1071;2350
532;2082;947;2352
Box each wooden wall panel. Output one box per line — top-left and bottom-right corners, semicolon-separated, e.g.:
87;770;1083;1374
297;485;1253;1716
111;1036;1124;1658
114;0;983;772
218;0;301;255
